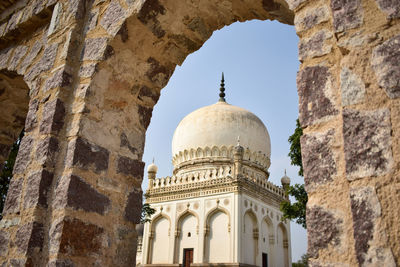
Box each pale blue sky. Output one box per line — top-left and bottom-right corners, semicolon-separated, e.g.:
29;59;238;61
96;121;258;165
142;19;307;262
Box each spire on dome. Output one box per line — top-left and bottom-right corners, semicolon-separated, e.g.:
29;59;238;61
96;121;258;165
219;72;226;102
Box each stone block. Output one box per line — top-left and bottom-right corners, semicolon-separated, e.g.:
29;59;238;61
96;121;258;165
39;98;65;134
25;43;58;81
24;170;53;209
137;0;166;38
298;30;332;60
301;129;336;190
124;189;142;223
66;137;109;173
138;105;153;129
138;85;159;104
331;0;363;32
145;57;172;87
47;2;62;36
100;0;126;36
0;230;9;257
43;69;72;92
25;99;39;132
67;0;85;20
295;5;329;33
78;63;97;78
81;37;108;61
18;41;42;74
340;67;365;106
6;10;22;32
54;174;110;215
117;156;144;178
14;222;44;253
375;0;400;18
54;217;105;256
343;109;393;179
337;31;369;49
47;259;75;267
297;66;338;127
13;136;33;174
350;186;395;266
84;8;99;34
120;132;138;155
36;136;59;168
285;0;306;10
186;17;211;40
307;206;343;258
0;48;13;70
8;46;28;71
371;34;400;99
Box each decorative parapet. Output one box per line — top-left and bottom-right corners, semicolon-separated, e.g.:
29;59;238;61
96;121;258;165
172;145;270;170
147;171;286;204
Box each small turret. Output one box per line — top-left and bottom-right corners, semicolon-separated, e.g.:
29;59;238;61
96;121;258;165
234;136;244;178
147;159;158;189
281;169;291;191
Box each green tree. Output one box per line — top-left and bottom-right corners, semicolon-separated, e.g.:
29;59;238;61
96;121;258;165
0;130;24;220
280;119;308;229
141;202;155;223
292;253;309;267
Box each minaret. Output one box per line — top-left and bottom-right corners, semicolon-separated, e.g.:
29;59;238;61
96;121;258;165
281;169;291;194
234;136;244;178
147;159;158;189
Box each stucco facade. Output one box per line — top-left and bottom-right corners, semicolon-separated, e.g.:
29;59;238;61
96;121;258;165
139;98;291;267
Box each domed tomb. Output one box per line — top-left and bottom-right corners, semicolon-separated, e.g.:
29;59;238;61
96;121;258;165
171;78;271;174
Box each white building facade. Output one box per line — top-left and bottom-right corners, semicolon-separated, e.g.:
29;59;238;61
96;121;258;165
139;82;291;267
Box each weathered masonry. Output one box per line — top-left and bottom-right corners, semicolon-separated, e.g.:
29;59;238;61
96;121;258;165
0;0;398;266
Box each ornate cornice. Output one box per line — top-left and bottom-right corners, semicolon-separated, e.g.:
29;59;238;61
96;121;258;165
172;145;271;171
146;175;286;209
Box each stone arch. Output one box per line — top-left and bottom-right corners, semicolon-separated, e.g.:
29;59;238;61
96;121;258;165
204;206;231;263
148;212;172;264
175;209;200;264
276;222;289;267
205;205;231;231
176;209;200;233
261;215;275;266
243;209;258;265
0;0;398;266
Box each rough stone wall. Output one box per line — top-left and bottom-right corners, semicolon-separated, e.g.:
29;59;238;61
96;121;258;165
0;0;398;266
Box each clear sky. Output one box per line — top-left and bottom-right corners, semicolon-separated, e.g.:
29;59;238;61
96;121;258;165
141;19;307;262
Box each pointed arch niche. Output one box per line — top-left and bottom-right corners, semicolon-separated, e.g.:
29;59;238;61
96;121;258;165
242;209;258;265
148;213;171;264
205;207;231;263
175;210;200;264
276;222;289;267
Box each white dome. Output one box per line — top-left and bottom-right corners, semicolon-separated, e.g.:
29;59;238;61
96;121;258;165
172;101;271;162
147;163;158;173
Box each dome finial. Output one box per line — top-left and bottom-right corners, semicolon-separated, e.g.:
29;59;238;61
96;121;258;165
237;136;240;146
219;72;226;102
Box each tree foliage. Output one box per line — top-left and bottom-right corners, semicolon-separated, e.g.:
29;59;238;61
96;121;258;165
292;253;309;267
288;119;303;176
281;184;307;228
280;119;308;229
0;131;24;219
141;202;156;223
